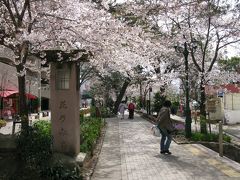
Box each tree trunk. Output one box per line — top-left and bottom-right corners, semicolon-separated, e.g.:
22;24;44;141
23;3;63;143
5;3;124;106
113;78;131;114
199;76;207;134
16;64;28;129
143;95;146;109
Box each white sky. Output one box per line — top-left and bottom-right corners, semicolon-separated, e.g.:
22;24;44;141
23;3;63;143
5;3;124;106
226;44;240;58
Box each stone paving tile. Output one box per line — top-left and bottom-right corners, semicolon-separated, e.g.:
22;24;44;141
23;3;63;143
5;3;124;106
91;114;240;180
91;118;121;180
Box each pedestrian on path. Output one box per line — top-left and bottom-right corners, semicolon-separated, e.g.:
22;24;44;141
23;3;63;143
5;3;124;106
156;100;174;155
118;101;127;119
128;101;135;119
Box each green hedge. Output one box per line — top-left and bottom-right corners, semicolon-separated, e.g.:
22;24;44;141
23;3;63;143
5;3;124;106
89;106;114;118
15;116;105;179
80;117;104;154
16;120;52;168
190;132;231;143
16;120;82;179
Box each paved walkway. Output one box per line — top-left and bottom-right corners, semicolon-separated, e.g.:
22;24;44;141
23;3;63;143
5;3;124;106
0;114;50;135
92;113;240;180
224;125;240;139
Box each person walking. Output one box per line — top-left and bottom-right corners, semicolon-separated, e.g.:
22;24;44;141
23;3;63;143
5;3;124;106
118;101;127;119
157;100;174;155
128;101;135;119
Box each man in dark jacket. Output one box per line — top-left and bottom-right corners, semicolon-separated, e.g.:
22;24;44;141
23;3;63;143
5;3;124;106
157;100;174;154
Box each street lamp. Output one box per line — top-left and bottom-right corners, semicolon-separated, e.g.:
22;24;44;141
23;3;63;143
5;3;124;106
148;86;152;115
38;59;41;113
174;40;197;138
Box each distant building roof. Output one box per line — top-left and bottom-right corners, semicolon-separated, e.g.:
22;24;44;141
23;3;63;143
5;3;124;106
220;84;240;93
205;84;240;95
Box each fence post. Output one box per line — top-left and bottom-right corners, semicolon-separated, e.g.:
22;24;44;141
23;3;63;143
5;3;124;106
219;120;223;157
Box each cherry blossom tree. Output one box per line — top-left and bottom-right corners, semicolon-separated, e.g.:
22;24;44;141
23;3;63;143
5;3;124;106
165;0;240;133
114;0;240;133
0;0;164;127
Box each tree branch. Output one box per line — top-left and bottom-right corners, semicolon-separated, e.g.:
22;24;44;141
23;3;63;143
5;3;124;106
208;34;220;72
202;15;211;72
2;0;18;28
39;12;76;22
19;0;29;23
218;39;240;50
11;0;20;17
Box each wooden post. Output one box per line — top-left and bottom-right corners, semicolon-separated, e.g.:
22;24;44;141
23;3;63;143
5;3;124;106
194;110;198;132
207;112;211;134
219;120;223;157
194;110;197;124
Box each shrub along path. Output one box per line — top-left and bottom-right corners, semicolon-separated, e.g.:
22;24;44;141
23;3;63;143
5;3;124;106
91;113;240;180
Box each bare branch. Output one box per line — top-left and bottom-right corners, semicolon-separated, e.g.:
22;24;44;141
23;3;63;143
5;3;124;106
218;39;240;50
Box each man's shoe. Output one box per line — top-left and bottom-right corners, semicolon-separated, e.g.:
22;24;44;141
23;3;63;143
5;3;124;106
160;151;165;154
165;150;172;155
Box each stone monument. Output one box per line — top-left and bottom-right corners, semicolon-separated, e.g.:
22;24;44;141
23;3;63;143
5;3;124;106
50;62;80;156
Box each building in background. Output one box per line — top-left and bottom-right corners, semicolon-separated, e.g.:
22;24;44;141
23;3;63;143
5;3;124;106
0;46;50;119
205;84;240;124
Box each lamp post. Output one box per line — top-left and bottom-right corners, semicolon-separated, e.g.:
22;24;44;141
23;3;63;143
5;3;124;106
175;41;196;138
183;42;191;138
148;86;152;115
0;96;3;119
38;59;41;113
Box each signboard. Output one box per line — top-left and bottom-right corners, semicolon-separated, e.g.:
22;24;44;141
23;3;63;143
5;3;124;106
207;100;216;112
207;98;221;112
217;91;224;97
